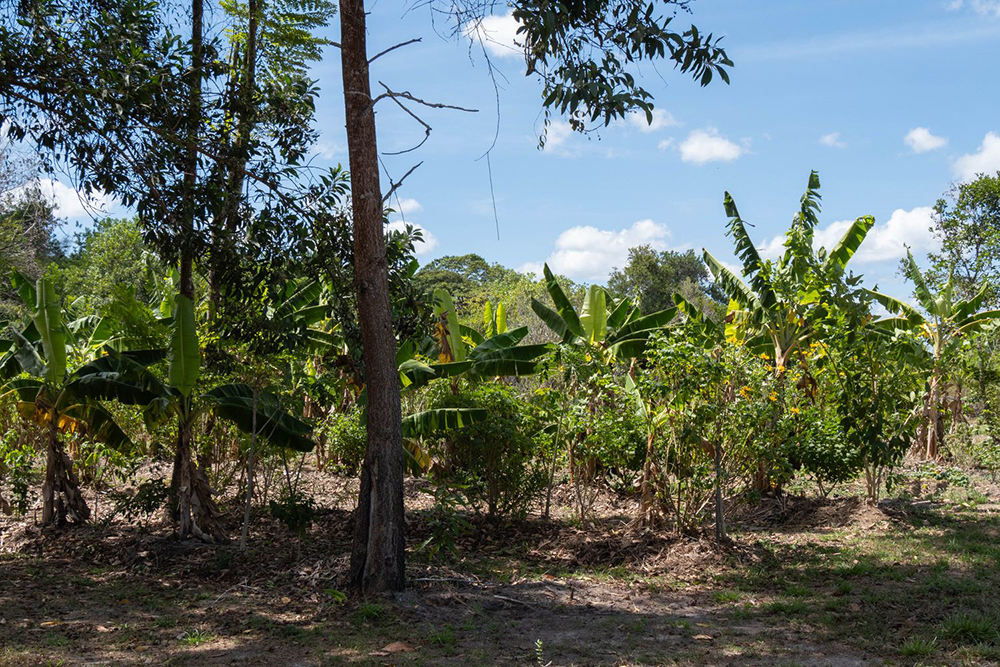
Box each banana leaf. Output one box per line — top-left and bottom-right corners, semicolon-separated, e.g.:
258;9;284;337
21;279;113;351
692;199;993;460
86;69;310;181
824;215;874;270
541;264;584;338
63;402;133;451
579;285;608;343
33;277;67;385
432;289;467;362
69;352;170;406
530;298;573;342
168;294;200;397
468;327;529;355
401;408;488;438
202;384;314;452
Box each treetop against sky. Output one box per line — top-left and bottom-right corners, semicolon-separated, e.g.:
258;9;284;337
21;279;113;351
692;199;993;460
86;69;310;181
31;0;1000;298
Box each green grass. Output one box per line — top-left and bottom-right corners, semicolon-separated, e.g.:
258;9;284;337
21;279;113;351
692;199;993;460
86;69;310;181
939;612;999;645
711;589;742;603
178;628;215;647
900;637;936;657
427;625;457;647
352;601;386;625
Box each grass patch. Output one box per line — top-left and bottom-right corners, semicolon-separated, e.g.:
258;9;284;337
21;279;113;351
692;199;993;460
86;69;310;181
939;612;999;645
899;637;936;657
178;628;215;647
353;601;387;625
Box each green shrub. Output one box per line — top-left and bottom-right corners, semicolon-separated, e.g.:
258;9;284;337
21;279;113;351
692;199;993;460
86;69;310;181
320;407;366;474
427;381;546;519
269;489;317;538
0;427;36;516
792;409;862;492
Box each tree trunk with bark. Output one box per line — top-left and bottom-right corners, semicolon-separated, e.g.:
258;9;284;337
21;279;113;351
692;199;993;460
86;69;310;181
174;416;228;543
340;0;406;593
41;417;90;525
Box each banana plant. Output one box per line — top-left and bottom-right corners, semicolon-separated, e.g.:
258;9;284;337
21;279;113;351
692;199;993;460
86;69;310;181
530;264;677;362
1;274;131;525
480;299;507;338
70;293;316;543
417;288;552;384
867;249;1000;459
703;171;875;371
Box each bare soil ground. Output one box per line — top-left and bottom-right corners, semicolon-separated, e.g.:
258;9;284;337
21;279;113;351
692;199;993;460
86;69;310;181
2;466;1000;666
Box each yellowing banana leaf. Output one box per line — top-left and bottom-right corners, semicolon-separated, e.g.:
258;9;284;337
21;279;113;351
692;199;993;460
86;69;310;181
579;285;608;343
432;289;466;362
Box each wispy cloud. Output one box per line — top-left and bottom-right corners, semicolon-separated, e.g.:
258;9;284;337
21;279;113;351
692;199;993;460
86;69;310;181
819;132;847;149
626;108;681;133
947;0;1000;17
740;20;1000;61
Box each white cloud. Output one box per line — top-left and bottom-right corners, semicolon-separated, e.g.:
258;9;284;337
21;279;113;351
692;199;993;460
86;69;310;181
759;206;936;266
9;178;111;218
819;132;847;149
678;128;743;165
542;120;573;150
657;138;675;151
386;219;438;256
529;219;672;282
955;0;1000;16
953;132;1000;181
394;198;422;216
904;127;947;153
313;141;342;160
627;109;680;133
517;261;545;279
464;11;522;59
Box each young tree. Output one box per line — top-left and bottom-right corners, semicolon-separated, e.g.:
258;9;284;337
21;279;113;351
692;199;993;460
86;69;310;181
928;172;1000;305
608;246;722;315
339;0;733;592
869;250;1000;459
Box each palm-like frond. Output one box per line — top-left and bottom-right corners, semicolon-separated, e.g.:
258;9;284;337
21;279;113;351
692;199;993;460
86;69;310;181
824;215;875;270
703;250;762;312
606;295;634;330
401;408;488;438
795;170;822;230
541;264;583;338
69;352;171;406
864;289;925;325
531;298;572;342
579;285;608;342
606;307;677;345
902;250;937;315
202;384;315;452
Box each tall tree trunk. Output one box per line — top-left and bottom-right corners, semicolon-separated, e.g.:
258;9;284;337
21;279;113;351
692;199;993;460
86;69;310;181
340;0;406;593
167;0;226;543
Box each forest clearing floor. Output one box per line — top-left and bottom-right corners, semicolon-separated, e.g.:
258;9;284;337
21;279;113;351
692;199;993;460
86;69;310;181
3;464;1000;666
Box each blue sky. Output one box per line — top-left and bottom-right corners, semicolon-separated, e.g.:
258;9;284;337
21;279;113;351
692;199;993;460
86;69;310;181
51;0;1000;297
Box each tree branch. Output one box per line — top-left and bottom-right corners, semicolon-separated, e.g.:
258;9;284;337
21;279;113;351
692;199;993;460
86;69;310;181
368;38;421;64
382;161;423;203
